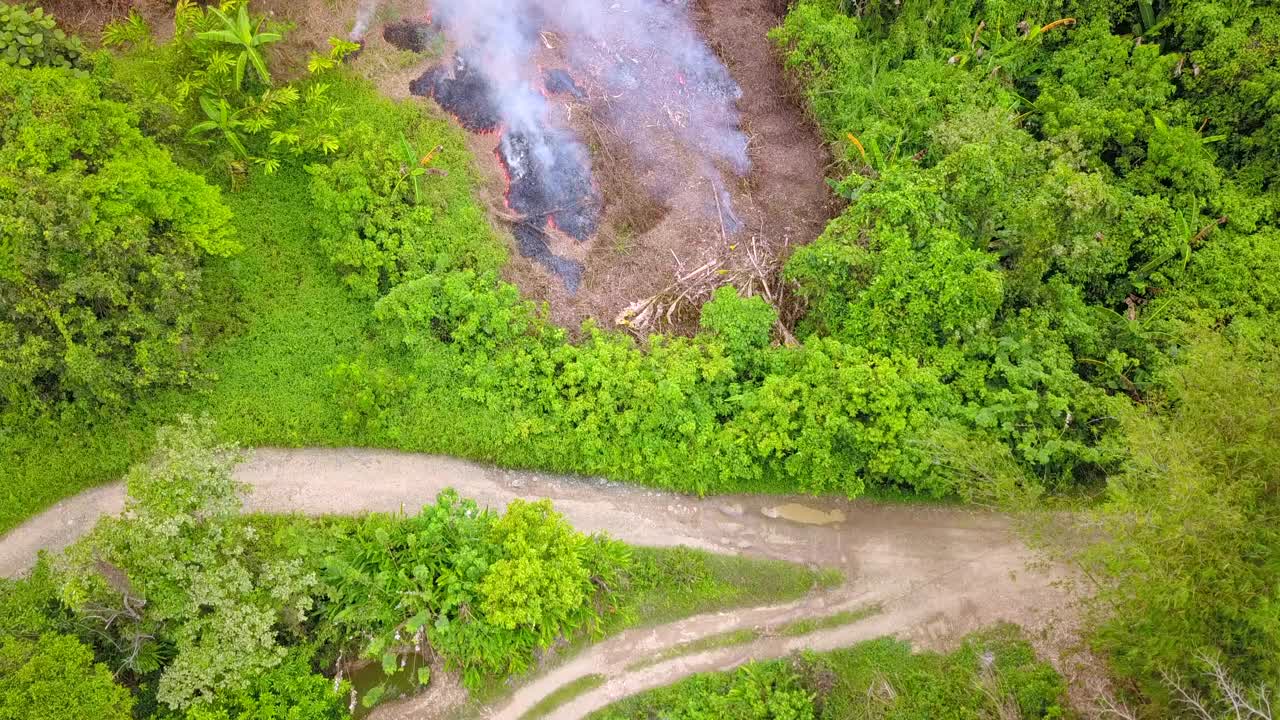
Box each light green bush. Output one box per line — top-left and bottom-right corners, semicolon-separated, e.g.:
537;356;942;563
0;3;81;69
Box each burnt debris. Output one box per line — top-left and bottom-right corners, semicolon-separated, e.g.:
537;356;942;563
497;130;600;293
383;19;441;53
513;224;585;293
543;68;586;99
410;53;501;132
498;130;599;241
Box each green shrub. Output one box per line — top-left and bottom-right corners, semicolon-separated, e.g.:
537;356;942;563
0;63;236;412
699;286;778;369
0;3;81;69
177;649;347;720
596;660;815;720
105;0;354;173
0;633;133;720
307;114;502;297
319;490;630;694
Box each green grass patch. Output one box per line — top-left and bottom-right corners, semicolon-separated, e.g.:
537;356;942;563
467;546;834;707
626;628;761;671
778;604;882;638
608;547;840;634
623;603;880;672
592;624;1069;719
0;164;368;534
520;674;606;720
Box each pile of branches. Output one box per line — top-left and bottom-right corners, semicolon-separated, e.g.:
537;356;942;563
615;234;799;344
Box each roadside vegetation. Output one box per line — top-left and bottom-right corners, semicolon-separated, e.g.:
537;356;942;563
770;0;1278;714
0;0;1275;717
592;626;1068;720
0;417;830;717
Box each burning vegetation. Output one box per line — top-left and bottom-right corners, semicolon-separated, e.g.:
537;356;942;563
363;0;755;298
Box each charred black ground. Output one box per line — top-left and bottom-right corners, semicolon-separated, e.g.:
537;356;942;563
498;130;599;241
410;53;502;132
382;19;440;53
543;68;586;99
410;49;600;292
496;127;600;293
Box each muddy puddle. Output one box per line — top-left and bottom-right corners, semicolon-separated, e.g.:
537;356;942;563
761;503;846;525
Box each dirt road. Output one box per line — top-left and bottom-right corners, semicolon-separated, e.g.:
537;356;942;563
0;448;1076;719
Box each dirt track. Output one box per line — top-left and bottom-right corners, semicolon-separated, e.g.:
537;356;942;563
0;447;1079;720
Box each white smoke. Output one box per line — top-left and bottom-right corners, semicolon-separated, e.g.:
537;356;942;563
349;0;380;40
428;0;751;218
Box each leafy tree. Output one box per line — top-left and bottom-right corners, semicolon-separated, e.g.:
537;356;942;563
1083;332;1280;709
0;633;133;720
0;62;236;413
59;417;318;710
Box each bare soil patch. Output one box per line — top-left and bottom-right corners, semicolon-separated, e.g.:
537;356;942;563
498;0;837;332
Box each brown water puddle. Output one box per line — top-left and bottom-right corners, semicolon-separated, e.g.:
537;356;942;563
761;503;846;525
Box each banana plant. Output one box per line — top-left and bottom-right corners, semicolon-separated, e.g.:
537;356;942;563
394;133;428;205
189;95;250;159
196;3;281;91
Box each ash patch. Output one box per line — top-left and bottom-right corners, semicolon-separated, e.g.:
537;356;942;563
498;130;600;241
543;68;586;99
498;130;599;293
410;53;501;132
513;224;585;293
382;19;440;53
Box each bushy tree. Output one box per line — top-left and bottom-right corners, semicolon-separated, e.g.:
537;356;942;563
1083;333;1280;709
0;62;236;412
59;417;317;710
0;633;133;720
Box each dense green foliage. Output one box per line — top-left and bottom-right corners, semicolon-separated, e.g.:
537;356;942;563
2;0;1277;715
593;626;1066;720
0;633;134;720
60;417;317;710
774;0;1279;489
319;493;629;689
104;0;356;173
1082;333;1279;710
769;0;1279;708
0;3;80;69
0;61;235;413
0;418;831;717
46;418;624;710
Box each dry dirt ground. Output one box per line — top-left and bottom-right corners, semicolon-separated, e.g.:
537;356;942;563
1;447;1092;720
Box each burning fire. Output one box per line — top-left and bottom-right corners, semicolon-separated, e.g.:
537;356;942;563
377;0;751;291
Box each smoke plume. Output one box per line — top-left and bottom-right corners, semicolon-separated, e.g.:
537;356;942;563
428;0;751;208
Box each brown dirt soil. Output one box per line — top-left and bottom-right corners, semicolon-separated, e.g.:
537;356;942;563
1;448;1098;719
498;0;837;332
